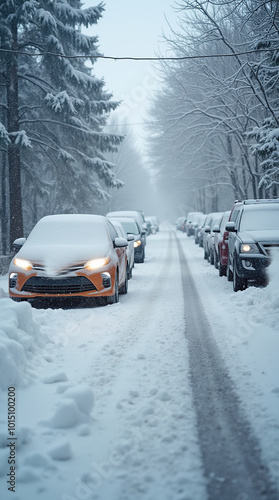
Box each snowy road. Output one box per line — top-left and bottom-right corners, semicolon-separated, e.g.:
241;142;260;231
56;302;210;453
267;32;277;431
0;226;279;500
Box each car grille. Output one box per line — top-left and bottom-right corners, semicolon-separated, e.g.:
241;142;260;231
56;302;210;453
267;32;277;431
32;263;85;275
261;243;279;256
22;276;97;295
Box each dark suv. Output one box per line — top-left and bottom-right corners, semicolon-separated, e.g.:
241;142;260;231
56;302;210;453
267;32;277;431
226;201;279;291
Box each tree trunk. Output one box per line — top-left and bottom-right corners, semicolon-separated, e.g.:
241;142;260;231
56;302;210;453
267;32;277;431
1;154;9;255
6;19;23;250
226;135;240;200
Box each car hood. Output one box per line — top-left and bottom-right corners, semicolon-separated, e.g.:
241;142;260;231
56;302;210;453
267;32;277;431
15;242;110;270
238;229;279;243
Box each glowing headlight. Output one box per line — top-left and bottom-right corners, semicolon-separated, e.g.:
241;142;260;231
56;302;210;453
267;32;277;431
241;243;259;253
134;240;141;248
84;257;110;270
13;258;33;271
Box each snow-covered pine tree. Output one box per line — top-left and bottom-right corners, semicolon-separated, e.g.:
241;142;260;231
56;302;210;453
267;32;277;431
246;0;279;197
0;0;123;250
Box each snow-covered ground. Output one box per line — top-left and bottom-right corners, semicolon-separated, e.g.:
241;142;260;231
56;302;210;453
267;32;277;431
0;225;278;500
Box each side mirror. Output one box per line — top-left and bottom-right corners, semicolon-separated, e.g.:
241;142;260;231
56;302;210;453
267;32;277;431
204;225;211;233
225;222;237;232
114;237;128;248
13;237;26;251
141;229;146;235
212;225;220;233
127;234;134;242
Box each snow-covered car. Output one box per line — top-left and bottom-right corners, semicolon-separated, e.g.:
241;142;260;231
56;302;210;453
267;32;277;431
194;214;207;244
185;212;203;236
108;218;134;279
106;211;146;263
176;216;186;232
146;215;159;233
9;214;129;305
203;212;223;260
226;201;279;291
212;210;231;275
145;216;158;234
107;216;145;264
205;212;224;264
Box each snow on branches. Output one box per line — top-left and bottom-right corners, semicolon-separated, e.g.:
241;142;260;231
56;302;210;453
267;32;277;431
0;123;10;145
10;130;32;148
45;91;84;114
249;118;279;191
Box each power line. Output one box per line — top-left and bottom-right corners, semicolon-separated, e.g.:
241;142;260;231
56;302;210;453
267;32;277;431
0;47;278;60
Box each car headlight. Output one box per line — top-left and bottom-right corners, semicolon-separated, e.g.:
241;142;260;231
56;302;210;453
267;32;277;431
134;240;141;248
13;258;33;270
84;257;110;270
240;243;259;253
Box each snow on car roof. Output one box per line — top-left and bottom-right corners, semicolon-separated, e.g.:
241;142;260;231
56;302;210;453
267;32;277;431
242;203;279;212
26;214;107;245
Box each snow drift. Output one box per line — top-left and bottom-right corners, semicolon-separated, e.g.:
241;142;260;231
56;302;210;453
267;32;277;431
0;299;50;390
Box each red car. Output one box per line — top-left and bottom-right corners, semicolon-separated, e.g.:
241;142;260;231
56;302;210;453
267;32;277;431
212;211;231;276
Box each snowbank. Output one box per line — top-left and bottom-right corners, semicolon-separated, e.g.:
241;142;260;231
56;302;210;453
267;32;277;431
231;250;279;332
0;299;50;389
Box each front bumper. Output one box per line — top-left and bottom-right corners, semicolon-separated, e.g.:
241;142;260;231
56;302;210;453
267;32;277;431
9;268;115;299
235;253;271;282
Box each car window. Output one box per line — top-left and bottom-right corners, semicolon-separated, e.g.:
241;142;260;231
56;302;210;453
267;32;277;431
210;215;222;228
230;207;241;222
107;220;118;241
220;212;230;231
239;208;279;231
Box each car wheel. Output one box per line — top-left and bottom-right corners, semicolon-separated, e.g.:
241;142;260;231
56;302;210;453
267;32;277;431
209;249;214;265
128;266;133;279
227;262;233;281
106;271;119;304
138;248;145;263
233;263;246;292
219;262;226;277
119;267;128;295
204;249;208;260
214;250;218;269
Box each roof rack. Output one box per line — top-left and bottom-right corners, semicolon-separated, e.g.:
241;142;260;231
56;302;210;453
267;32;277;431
243;198;279;204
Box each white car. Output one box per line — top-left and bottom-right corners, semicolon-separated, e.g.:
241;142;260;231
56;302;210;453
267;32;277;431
108;219;135;279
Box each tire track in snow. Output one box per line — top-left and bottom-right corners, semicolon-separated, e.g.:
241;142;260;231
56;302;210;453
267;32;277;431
95;229;175;366
175;233;278;500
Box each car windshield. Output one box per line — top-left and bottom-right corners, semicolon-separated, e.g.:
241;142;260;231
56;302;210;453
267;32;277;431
211;215;223;228
27;217;107;245
240;208;279;231
117;220;139;234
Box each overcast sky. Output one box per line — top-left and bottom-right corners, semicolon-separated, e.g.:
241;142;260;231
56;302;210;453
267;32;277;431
82;0;178;146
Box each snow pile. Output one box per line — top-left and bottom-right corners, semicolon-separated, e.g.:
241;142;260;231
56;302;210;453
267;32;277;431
42;383;94;429
232;251;279;331
0;299;50;389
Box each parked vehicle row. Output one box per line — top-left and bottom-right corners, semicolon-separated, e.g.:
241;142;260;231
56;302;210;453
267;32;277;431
8;209;158;306
181;198;279;291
